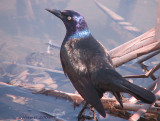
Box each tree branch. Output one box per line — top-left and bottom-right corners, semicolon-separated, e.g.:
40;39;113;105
109;28;160;67
123;63;160;79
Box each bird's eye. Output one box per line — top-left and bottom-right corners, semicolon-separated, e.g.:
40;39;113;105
67;16;72;21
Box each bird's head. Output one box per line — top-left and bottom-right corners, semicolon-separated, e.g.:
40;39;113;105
46;9;90;38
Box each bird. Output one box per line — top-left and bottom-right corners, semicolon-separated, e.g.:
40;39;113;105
46;9;156;119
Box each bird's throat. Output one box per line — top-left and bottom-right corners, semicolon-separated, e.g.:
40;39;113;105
65;28;91;41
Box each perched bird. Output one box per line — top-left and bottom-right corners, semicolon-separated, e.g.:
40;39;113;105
46;9;155;119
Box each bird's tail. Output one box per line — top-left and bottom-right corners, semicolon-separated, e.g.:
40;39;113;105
122;81;156;104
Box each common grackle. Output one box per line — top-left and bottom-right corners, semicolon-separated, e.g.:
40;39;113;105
46;9;155;119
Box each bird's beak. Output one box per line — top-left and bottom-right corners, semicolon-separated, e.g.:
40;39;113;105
45;9;63;19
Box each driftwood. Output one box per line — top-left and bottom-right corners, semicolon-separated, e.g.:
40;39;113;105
110;28;160;67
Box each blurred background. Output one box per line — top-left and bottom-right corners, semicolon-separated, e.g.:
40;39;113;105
0;0;157;63
0;0;159;121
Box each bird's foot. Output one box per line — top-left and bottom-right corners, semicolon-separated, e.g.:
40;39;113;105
78;108;98;121
91;107;98;121
78;115;93;121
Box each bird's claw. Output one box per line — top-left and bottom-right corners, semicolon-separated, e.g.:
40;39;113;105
78;106;98;121
78;115;93;121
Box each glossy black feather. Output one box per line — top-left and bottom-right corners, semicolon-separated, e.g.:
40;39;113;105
60;35;107;117
46;9;156;118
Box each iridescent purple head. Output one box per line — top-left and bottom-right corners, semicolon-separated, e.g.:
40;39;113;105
46;9;90;39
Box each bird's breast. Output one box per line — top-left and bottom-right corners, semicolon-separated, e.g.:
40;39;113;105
61;40;88;74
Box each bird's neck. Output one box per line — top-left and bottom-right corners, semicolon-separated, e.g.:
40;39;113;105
64;28;91;42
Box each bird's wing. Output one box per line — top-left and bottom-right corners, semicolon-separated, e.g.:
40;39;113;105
91;67;155;104
60;46;106;117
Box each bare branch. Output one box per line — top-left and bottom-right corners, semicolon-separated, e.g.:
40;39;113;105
109;28;155;59
136;49;160;64
109;29;160;67
123;63;160;79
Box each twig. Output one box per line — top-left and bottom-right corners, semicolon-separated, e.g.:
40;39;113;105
123;63;160;79
135;50;160;80
136;49;160;64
